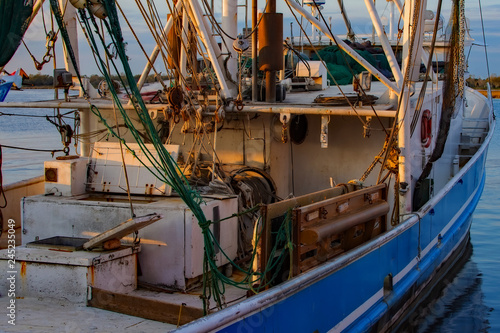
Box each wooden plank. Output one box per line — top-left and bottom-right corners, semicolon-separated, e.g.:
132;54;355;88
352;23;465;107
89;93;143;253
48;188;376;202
293;184;388;274
261;185;354;278
296;184;387;214
88;287;204;325
265;185;352;220
83;213;162;250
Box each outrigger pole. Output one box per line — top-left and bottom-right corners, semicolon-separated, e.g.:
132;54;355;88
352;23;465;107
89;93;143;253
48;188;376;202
284;0;401;95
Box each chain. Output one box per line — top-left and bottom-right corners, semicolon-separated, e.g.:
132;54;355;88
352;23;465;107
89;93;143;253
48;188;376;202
457;0;465;98
23;30;58;71
360;142;387;182
392;177;400;226
281;121;288;143
360;134;400;182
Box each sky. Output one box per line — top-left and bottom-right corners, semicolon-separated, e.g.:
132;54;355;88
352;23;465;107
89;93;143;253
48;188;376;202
5;0;499;79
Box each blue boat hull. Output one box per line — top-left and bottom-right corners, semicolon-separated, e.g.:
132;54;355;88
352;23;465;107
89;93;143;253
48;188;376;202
176;122;491;333
0;81;13;102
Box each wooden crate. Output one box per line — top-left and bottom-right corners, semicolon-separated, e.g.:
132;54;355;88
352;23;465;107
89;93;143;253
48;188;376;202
293;184;388;274
258;184;388;282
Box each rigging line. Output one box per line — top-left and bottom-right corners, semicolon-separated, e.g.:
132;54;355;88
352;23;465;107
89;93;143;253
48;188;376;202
285;1;367;128
76;14;114;81
376;0;423;185
149;0;192;80
113;102;135;218
147;0;161;34
0;111;74;118
392;2;404;61
200;122;225;172
176;0;224;102
0;144;65;153
241;0;269;39
170;0;204;91
115;2;166;89
402;0;422;85
115;2;166;90
135;0;179;81
284;40;311;76
134;0;172;75
200;0;269;41
189;128;211;181
312;1;389;135
478;0;492;85
191;125;205;176
49;0;85;94
179;10;204;90
374;86;409;185
409;0;443;137
174;1;226;95
74;125;128;139
80;9;169;178
196;0;234;75
359;143;387;182
41;0;48;36
102;19;135;220
154;0;201;93
49;0;59;100
182;122;201;175
139;0;202;99
199;0;235;43
83;17;178;186
189;123;226;180
380;0;390;22
171;0;205;79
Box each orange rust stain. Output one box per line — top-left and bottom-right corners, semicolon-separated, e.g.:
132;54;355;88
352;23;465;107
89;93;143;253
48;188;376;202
89;266;95;286
20;261;27;278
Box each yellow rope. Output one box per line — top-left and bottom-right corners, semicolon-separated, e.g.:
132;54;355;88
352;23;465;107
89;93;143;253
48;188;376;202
176;302;186;327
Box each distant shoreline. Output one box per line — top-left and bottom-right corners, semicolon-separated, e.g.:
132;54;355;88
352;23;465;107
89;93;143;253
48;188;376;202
476;90;500;98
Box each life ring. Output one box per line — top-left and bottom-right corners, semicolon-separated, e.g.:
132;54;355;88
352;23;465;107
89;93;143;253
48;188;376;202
421;109;432;148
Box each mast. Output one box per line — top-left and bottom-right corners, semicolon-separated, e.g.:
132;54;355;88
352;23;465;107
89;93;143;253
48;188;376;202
189;0;235;99
222;0;238;93
59;0;79;76
364;0;403;88
399;0;427;214
284;0;399;94
137;1;182;91
252;0;258;101
337;0;355;42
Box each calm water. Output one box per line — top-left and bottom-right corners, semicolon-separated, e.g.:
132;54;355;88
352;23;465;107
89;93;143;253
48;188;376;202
0;91;499;331
0;89;74;184
408;100;500;333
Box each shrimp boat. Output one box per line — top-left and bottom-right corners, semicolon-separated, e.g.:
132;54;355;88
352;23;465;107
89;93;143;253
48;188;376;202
0;0;495;331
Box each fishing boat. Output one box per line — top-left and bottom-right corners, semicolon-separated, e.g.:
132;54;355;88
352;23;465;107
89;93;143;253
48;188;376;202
0;68;28;90
0;80;13;102
0;0;495;331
